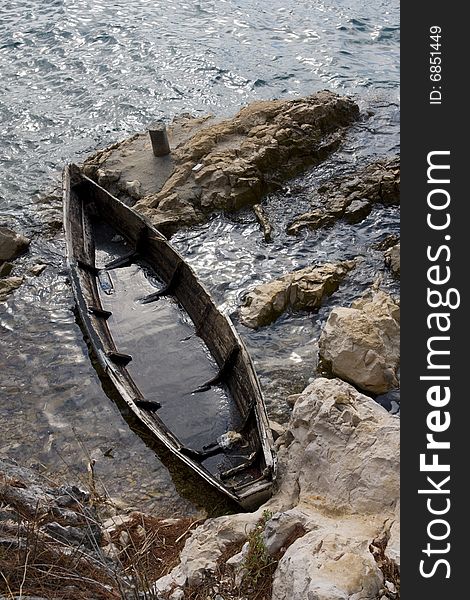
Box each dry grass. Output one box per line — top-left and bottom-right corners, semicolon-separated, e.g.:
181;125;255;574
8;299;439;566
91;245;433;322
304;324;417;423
369;530;400;599
0;503;308;600
1;458;305;600
106;513;201;594
0;519;121;599
0;497;202;600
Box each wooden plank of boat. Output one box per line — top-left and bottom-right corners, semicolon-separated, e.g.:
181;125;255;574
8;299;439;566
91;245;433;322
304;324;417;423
63;164;276;510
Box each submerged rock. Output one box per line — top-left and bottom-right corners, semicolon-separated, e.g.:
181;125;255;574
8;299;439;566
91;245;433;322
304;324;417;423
318;290;400;394
372;234;400;252
0;276;23;301
288;155;400;234
286;209;336;235
344;198;373;223
384;242;400;276
239;261;355;329
0;226;30;262
318;155;400;208
28;263;47;277
0;226;31;300
0;262;14;277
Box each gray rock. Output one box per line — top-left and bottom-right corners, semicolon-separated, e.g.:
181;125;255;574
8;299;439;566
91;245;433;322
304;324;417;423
375;389;400;414
133;91;360;235
240;261;355;329
28;263;47;276
344;199;372;224
97;168;121;186
384;243;400;276
0;597;49;600
289;157;399;235
49;505;88;526
267;378;399;598
286;394;301;408
0;458;133;597
124;179;142;199
272;528;383;600
0;261;14;277
44;522;87;546
387;515;401;569
0;226;30;261
274;377;400;516
151;512;260;595
119;530;130;547
147;377;399;600
319;156;400;208
101;542;120;559
102;513;134;533
263;511;306;556
269;420;286;441
0;508;18;523
318;290;400;394
0;276;23;301
372;234;399;252
225;541;249;567
54;484;90;507
286;209;336;235
0;536;25;550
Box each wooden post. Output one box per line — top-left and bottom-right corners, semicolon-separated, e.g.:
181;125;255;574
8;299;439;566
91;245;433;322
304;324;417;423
149;122;171;157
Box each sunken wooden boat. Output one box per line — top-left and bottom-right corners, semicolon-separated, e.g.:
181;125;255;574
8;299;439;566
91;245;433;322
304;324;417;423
63;164;276;509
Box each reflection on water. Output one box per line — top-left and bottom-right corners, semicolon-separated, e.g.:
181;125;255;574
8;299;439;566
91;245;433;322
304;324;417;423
0;0;399;514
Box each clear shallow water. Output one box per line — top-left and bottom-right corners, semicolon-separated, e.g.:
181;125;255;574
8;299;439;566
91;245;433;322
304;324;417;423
0;0;399;514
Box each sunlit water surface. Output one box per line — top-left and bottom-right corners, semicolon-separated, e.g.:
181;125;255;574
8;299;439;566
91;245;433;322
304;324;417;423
0;0;399;514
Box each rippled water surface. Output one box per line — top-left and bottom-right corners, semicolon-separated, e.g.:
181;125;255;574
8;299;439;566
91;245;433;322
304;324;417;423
0;0;399;514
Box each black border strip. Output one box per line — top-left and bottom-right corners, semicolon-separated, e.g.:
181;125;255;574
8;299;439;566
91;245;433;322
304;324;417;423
401;4;466;596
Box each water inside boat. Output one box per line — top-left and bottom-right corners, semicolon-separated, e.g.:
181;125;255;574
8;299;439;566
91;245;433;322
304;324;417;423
91;218;256;482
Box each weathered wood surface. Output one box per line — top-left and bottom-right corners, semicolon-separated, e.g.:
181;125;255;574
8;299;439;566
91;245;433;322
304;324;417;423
63;165;276;509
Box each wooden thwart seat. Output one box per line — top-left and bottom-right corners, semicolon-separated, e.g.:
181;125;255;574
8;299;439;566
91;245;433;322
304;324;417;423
77;259;100;276
105;227;148;270
141;262;183;304
87;305;112;319
135;399;161;412
105;251;138;270
221;451;258;480
106;351;132;366
192;345;240;393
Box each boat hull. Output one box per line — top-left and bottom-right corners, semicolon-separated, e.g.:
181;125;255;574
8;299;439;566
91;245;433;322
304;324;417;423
63;164;276;510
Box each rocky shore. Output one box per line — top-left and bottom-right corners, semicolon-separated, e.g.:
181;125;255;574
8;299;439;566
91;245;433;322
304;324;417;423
239;261;355;329
1;92;399;599
1;376;399;599
286;156;399;235
82;91;359;236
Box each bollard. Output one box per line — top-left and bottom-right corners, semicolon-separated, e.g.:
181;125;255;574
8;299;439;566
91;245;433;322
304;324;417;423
149;122;171;157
